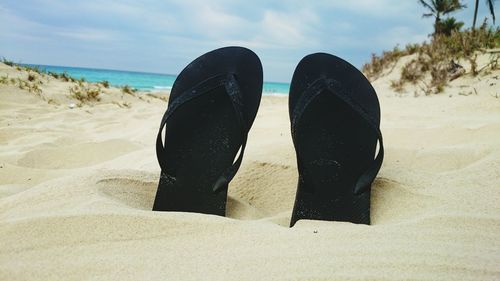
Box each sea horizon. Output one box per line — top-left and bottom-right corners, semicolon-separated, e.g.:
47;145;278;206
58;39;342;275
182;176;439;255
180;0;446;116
22;63;291;95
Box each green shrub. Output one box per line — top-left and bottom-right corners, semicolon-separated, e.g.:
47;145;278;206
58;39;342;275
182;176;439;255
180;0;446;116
436;17;464;36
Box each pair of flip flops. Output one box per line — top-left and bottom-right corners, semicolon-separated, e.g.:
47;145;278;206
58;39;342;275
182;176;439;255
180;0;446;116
152;47;383;227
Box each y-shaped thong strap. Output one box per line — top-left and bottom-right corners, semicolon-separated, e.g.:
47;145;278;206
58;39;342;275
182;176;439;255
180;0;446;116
156;73;247;193
291;77;384;195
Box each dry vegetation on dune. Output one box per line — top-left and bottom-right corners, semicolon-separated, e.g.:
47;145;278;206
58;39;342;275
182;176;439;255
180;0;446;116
100;80;110;88
363;22;500;95
121;84;137;95
0;59;145;107
69;83;102;103
0;63;44;95
0;60;101;104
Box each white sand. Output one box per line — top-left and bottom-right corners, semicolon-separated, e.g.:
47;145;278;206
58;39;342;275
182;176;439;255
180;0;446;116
1;60;499;280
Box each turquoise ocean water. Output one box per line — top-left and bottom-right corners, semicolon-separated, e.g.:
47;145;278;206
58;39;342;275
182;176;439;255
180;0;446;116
26;64;290;95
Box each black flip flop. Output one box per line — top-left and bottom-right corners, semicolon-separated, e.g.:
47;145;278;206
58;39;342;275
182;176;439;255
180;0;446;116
152;47;263;216
289;53;384;226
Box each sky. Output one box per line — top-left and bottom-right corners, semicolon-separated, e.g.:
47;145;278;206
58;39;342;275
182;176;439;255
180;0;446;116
0;0;497;82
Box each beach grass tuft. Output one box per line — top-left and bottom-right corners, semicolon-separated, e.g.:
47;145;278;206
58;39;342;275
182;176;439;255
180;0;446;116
60;72;71;82
362;45;410;81
69;84;101;103
23;65;42;74
14;78;42;95
48;71;60;79
0;75;9;85
27;72;37;82
100;80;110;88
0;68;44;95
2;57;15;67
122;85;137;95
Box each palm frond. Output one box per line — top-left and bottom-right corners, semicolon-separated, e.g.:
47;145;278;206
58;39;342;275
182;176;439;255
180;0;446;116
442;0;466;15
486;0;496;23
419;0;437;13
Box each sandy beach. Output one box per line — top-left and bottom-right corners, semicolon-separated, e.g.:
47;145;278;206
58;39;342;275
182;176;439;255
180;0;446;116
1;59;499;280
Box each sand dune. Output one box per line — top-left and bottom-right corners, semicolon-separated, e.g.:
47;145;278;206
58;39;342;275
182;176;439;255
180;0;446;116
1;61;499;280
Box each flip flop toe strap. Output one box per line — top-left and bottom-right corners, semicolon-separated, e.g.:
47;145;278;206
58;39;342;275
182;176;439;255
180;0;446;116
291;78;384;195
156;73;248;193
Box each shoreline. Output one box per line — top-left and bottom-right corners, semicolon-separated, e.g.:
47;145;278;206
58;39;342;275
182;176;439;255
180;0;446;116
16;63;293;95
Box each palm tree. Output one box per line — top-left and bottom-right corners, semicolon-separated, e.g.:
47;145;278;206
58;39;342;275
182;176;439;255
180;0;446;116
472;0;496;29
437;17;465;35
419;0;467;34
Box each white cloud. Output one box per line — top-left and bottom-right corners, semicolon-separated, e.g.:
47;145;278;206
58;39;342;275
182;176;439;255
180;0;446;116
213;8;321;50
258;10;318;47
0;5;119;44
55;28;118;41
196;5;249;37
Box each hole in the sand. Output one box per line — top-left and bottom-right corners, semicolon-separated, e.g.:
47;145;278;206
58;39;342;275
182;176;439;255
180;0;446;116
230;160;297;218
97;176;270;220
226;196;266;220
97;178;157;210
